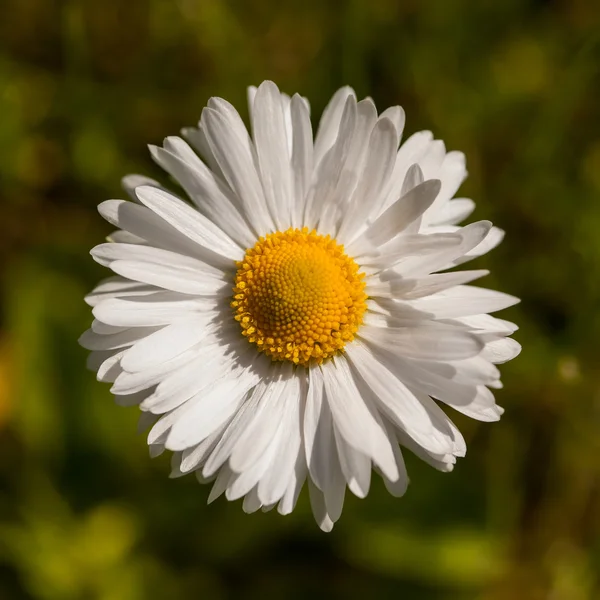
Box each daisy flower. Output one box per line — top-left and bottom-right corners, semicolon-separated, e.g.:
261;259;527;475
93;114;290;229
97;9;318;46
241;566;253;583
81;81;520;531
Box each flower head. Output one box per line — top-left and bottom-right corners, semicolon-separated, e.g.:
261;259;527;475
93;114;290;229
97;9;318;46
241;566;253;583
81;81;520;531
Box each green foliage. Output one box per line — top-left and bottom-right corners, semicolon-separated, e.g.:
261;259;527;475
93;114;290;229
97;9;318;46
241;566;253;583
0;0;599;598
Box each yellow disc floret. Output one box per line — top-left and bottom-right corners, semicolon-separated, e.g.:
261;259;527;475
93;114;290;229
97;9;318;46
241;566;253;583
231;228;367;366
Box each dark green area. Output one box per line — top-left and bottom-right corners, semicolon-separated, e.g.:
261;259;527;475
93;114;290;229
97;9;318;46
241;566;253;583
0;0;599;598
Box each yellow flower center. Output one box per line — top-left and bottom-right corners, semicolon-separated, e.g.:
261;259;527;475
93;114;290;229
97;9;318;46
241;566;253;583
231;228;367;366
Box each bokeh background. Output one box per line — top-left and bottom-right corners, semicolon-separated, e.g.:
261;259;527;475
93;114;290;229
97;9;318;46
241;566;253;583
1;0;599;598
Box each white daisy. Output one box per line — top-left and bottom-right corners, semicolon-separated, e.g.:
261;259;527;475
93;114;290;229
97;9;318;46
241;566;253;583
81;81;521;531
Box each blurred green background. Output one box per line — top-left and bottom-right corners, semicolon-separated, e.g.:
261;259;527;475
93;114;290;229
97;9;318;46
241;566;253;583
1;0;599;598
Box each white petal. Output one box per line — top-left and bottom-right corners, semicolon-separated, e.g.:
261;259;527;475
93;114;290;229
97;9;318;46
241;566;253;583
357;232;462;266
147;401;188;446
141;342;247;414
277;450;308;516
313;86;356;165
454;226;505;265
207;465;234;503
165;368;259;450
419;140;446;179
304;365;335;492
169;452;186;478
257;378;302;505
201;101;274;235
430;198;475;226
107;230;146;244
110;342;211;395
380;421;409;497
302;368;347;521
120;319;213;372
181;123;225;179
359;323;484;361
179;421;230;474
305;95;357;231
395;427;457;472
398;220;492;277
321;357;398;481
358;179;441;248
377;130;434;216
322;472;346;524
444;385;503;422
392;269;490;301
378;106;405;142
201;402;261;478
79;326;161;351
135;185;242;263
395;130;434;167
456;314;519;335
419;355;501;387
121;174;164;201
349;347;473;456
389;356;502;422
289;94;314;228
481;337;522;364
326;98;377;229
421;150;467;224
112;261;227;296
279;92;294;151
334;428;372;498
84;276;157;307
202;379;276;478
408;285;520;318
337;117;398;244
307;480;335;532
93;296;215;327
251;81;294;231
411;390;466;456
246;85;257;116
91;242;226;277
150;139;255;248
98;200;214;260
397;164;426;234
242;487;263;514
149;443;166;458
228;366;295;473
96;349;126;382
225;424;284;501
345;342;445;453
90;319;123;334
